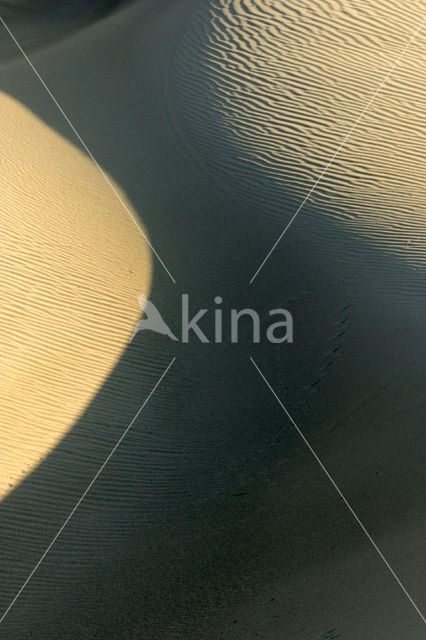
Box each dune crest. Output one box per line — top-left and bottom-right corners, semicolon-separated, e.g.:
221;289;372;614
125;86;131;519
0;93;151;499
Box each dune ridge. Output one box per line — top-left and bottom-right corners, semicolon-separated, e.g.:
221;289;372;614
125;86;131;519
0;92;151;499
0;1;425;638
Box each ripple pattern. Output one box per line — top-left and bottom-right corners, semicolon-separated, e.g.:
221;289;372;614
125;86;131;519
169;0;426;267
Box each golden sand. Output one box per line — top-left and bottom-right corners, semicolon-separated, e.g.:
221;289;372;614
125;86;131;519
0;93;151;498
171;0;426;268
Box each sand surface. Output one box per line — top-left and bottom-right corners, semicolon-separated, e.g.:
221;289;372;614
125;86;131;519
0;93;151;499
0;1;425;638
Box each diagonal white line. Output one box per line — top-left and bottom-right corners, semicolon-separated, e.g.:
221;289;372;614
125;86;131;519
250;357;426;625
250;16;426;284
0;16;176;284
0;357;176;625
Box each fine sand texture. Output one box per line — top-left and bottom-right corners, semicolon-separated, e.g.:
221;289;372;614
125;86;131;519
0;93;151;500
0;1;425;639
0;0;124;62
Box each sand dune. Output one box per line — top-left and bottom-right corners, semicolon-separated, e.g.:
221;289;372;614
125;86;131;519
170;0;426;268
0;93;151;498
0;1;425;639
0;0;123;62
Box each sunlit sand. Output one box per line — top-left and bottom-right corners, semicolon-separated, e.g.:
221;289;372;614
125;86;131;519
0;1;425;638
171;0;426;269
0;93;151;499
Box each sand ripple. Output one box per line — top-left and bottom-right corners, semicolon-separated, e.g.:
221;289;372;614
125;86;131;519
169;0;426;268
0;93;151;499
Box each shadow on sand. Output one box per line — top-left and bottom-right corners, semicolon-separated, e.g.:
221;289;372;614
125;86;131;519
1;2;425;637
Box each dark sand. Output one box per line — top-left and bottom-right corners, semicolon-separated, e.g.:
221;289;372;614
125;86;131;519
0;1;425;638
